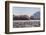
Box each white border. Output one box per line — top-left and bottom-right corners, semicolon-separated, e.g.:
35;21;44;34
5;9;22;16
9;3;43;32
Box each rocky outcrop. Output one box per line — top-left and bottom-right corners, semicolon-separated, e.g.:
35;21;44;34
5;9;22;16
13;11;40;20
13;15;30;20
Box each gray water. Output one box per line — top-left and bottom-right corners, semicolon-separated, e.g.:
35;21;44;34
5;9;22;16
13;20;40;28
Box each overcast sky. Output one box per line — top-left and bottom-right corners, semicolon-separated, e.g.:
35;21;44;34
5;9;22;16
13;7;40;16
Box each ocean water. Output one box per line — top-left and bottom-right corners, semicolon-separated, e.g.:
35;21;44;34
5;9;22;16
13;20;40;28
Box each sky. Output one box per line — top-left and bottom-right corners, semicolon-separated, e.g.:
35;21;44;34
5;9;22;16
13;7;40;16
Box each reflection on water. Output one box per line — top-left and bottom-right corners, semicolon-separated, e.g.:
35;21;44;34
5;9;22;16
13;20;40;28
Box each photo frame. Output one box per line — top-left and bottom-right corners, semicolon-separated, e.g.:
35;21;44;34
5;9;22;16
5;1;45;34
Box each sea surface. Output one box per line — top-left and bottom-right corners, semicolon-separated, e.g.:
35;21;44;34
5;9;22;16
13;20;40;28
